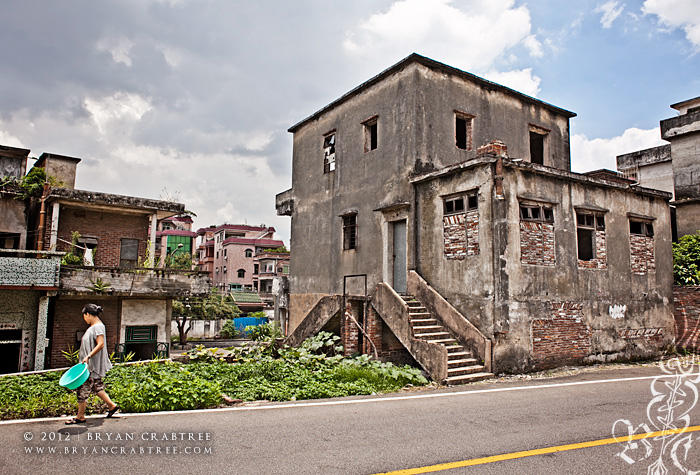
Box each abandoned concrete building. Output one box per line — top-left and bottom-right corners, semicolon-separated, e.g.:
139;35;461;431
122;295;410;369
617;96;700;240
0;147;210;372
276;54;674;380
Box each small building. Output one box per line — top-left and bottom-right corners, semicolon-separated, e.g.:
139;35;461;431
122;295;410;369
617;96;700;239
277;54;674;380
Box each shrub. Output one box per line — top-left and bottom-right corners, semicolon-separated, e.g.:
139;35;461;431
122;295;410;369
245;321;281;341
219;320;239;339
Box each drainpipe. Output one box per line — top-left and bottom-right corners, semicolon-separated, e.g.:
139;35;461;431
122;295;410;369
36;183;51;251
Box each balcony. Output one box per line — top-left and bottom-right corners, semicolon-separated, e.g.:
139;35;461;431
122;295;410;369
0;250;62;289
59;266;211;297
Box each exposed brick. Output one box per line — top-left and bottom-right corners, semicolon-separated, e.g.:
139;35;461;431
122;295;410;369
520;221;555;266
674;286;700;351
578;230;607;269
531;301;591;369
630;234;655;275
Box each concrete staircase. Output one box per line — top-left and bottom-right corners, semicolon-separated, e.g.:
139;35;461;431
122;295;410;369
402;294;493;385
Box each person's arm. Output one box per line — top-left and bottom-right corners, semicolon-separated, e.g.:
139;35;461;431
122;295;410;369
82;334;105;364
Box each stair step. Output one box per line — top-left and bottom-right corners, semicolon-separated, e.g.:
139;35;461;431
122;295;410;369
447;358;478;367
412;325;444;332
445;372;494;386
411;318;439;325
425;338;457;345
409;311;431;317
448;365;486;377
417;332;452;339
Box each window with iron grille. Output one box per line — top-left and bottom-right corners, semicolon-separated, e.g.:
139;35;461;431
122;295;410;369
343;214;357;250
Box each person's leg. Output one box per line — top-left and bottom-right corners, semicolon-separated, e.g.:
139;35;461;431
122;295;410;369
76;400;88;421
95;390;117;411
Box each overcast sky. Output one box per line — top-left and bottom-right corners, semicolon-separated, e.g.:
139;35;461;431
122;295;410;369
1;0;699;246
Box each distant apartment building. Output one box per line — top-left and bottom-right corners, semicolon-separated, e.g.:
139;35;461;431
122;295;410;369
254;249;290;296
196;224;284;292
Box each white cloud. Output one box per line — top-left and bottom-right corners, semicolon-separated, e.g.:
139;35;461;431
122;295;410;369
570;127;665;173
643;0;700;49
344;0;535;73
96;36;135;66
482;68;541;97
84;92;152;136
595;1;625;29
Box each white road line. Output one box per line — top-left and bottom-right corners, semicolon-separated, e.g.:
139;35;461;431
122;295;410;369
2;371;691;425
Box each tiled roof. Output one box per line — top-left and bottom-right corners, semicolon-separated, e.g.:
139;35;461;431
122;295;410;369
222;238;284;247
230;291;263;303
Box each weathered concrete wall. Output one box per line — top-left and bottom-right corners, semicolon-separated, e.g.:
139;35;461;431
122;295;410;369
59;268;210;297
121;299;168;343
0;196;28;249
667;116;700;201
170;318;225;339
413;159;674;373
0;289;40;372
676;201;700;238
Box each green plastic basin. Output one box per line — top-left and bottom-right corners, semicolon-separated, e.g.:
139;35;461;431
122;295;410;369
59;363;89;390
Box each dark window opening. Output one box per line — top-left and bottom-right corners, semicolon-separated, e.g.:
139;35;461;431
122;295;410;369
577;228;595;261
364;119;378;152
0;233;21;250
120;238;139;268
245;249;253;258
254;264;259;275
323;133;336;173
530;131;545;165
468;194;478;210
343;214;357;250
444;197;465;215
456;116;467;149
630;220;653;236
596;215;605;231
237;269;245;278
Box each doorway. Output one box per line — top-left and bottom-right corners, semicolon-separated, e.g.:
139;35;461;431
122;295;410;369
392;220;407;294
0;329;22;374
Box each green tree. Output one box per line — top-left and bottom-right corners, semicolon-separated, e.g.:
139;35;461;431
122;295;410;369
673;231;700;285
172;290;241;344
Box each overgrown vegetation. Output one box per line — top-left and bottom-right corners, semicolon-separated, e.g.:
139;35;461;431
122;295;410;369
0;333;428;420
245;321;282;341
673;231;700;285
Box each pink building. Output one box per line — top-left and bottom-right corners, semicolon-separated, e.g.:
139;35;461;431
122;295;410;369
196;224;284;292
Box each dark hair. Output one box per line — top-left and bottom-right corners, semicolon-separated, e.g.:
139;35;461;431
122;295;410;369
82;303;103;316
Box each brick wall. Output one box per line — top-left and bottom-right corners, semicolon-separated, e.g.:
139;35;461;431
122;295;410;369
341;301;359;356
578;230;607;269
630;234;655;275
364;306;383;355
48;207;149;267
531;302;591;369
443;210;479;259
49;299;119;369
674;286;700;351
520;221;555;266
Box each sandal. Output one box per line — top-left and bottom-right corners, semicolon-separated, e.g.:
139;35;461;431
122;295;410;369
65;418;86;425
106;405;120;418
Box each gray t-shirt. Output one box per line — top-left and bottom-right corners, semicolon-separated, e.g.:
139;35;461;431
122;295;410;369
79;322;113;378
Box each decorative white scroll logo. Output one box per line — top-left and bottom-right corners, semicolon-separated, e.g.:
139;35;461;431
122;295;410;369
612;356;700;474
609;304;627;319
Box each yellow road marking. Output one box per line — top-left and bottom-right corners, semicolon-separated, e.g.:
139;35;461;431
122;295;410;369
374;425;700;474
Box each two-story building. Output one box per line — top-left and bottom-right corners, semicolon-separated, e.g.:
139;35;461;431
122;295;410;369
156;215;198;266
0;148;211;369
277;54;674;381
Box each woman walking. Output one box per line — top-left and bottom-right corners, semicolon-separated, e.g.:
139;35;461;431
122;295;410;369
65;303;120;424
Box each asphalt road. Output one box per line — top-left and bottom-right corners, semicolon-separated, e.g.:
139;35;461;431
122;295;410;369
3;363;700;474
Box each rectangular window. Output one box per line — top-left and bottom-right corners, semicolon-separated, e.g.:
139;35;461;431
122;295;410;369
576;212;602;261
455;111;474;150
529;125;549;165
444;192;477;216
520;204;554;223
323;132;336;173
343;214;357;250
119;238;139;268
363;116;378;153
0;233;20;250
254;264;259;275
630;220;654;236
283;265;290;274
